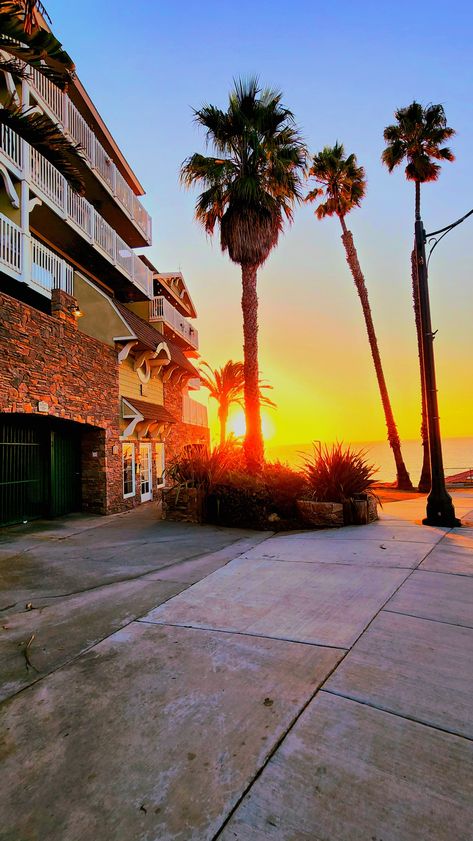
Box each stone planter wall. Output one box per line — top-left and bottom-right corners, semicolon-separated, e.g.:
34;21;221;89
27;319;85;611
296;500;344;527
162;487;205;523
297;495;378;528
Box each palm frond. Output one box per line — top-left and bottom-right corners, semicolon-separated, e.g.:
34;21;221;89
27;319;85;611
181;78;307;268
382;100;455;184
0;2;74;86
0;102;85;192
306;142;366;221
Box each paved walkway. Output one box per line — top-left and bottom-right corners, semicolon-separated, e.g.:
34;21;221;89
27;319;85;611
1;493;472;840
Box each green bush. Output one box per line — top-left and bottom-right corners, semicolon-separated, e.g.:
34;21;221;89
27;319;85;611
207;461;308;529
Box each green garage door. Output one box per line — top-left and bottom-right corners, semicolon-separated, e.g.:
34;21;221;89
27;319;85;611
50;426;81;517
0;416;81;526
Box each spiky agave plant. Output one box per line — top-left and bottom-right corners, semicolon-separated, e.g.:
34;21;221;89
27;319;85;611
181;78;306;472
302;442;378;503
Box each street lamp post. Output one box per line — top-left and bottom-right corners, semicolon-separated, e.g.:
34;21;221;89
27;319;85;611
414;216;461;527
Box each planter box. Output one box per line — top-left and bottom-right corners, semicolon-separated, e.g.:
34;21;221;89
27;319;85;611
162;487;205;524
344;494;379;525
296;500;344;528
297;495;378;528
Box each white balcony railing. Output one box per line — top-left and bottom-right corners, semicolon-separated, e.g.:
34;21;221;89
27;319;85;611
0;125;22;170
182;395;208;427
0;217;73;296
29;147;152;298
29;68;152;243
0;212;22;274
31;238;73;295
149;296;199;350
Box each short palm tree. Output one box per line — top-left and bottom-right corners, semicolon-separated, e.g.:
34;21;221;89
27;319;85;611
307;143;412;490
0;1;85;192
382;102;455;491
181;78;306;472
199;360;275;446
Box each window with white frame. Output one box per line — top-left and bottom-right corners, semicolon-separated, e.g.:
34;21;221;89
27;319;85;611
122;443;135;497
155;442;165;488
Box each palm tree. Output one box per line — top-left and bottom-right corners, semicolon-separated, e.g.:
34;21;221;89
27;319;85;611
307;143;413;490
0;1;85;192
382;102;455;491
181;78;306;472
199;360;275;446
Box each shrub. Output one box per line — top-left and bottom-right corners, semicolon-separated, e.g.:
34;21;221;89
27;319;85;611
262;461;308;519
207;460;308;529
166;439;244;493
302;442;378;503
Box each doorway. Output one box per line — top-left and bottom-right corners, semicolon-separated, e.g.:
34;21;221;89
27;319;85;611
139;443;152;502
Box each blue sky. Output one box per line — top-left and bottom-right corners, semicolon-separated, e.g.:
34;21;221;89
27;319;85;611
47;0;473;444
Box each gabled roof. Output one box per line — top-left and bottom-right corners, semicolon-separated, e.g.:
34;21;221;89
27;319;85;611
115;302;199;377
123;398;176;424
154;272;197;319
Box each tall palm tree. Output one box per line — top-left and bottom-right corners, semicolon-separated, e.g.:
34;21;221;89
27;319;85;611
382;102;455;491
199;360;275;446
307;143;413;490
0;0;85;192
181;78;306;472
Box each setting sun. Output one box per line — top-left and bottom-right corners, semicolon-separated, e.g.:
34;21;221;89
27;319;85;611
227;409;276;442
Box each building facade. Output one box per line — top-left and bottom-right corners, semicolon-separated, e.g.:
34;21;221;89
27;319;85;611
0;20;208;526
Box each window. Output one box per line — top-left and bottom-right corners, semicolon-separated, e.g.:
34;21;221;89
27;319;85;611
183;443;207;458
155;442;165;488
122;443;135;497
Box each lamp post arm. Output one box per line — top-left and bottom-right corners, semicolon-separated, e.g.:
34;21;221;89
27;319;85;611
426;207;473;267
426;206;473;238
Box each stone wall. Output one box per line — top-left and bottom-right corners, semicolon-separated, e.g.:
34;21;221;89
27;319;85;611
164;381;210;465
0;289;125;515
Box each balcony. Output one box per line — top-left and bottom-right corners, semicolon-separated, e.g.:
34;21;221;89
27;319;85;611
149;296;199;350
28;68;152;244
31;238;73;296
0;125;22;172
29;147;153;298
182;395;208;427
0;214;73;297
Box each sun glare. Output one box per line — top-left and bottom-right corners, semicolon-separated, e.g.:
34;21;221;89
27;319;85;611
227;410;276;442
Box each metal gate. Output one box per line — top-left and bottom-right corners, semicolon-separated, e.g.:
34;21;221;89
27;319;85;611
0;416;81;526
0;417;47;525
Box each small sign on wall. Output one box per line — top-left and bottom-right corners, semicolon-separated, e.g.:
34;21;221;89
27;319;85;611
38;401;49;413
92;451;98;458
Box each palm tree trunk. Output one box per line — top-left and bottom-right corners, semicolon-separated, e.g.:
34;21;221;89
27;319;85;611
218;405;228;446
411;246;431;492
241;263;264;472
415;181;421;220
340;222;413;490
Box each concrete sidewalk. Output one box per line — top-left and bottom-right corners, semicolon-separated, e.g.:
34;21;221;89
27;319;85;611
1;492;472;840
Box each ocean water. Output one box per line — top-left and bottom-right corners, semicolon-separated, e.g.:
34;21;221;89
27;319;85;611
266;437;473;484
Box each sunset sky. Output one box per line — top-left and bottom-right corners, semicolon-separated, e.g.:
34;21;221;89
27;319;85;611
49;0;473;447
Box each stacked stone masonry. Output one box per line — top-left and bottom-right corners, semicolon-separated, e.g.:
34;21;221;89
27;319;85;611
0;290;209;518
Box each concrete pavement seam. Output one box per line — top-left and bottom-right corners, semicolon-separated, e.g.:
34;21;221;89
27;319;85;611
0;535;276;707
383;607;473;631
320;688;473;743
135;619;349;651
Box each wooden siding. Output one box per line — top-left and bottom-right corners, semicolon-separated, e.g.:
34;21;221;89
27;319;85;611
119;356;164;404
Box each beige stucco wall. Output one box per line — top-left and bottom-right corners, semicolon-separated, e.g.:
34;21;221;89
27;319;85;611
125;301;150;321
0;180;21;225
75;273;131;346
